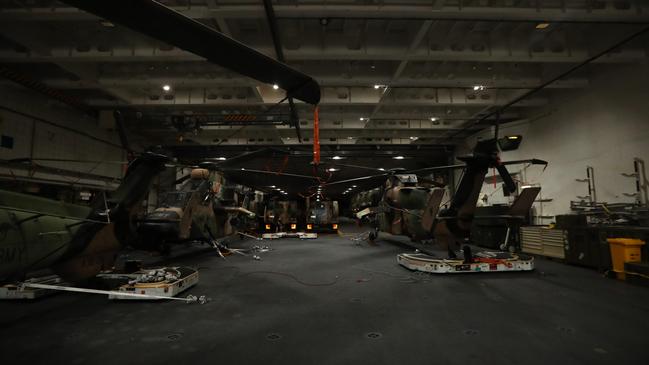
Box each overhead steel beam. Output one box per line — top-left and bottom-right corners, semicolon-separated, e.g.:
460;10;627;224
2;4;649;23
1;76;590;90
371;20;434;118
205;0;233;37
81;91;548;108
1;47;645;64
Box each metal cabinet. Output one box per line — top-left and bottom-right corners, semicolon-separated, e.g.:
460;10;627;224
521;226;567;259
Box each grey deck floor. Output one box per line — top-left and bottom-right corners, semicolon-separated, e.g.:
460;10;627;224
1;224;648;365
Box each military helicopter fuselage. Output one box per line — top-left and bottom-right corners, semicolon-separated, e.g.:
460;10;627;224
355;138;546;256
372;174;445;241
0;153;168;283
138;168;253;250
306;200;339;232
262;200;300;232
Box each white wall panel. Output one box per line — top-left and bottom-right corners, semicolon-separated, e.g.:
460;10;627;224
457;63;649;220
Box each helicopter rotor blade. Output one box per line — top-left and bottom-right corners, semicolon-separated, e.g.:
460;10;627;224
322;173;390;187
403;164;466;174
496;163;517;194
197;147;290;169
326;162;390;173
502;158;548;167
219;167;320;181
113;110;132;154
60;0;320;105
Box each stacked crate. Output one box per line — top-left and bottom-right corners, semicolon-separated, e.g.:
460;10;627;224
521;226;567;259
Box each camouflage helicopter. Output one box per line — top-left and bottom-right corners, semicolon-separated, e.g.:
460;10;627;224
355;173;446;242
137;167;255;253
329;135;547;257
0;153;168;283
305;199;340;232
262;199;302;232
350;188;382;218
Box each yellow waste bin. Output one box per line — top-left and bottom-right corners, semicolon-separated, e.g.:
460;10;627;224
607;238;645;280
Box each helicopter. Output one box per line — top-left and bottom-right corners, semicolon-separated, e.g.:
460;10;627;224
0;153;168;283
355;173;446;242
262;199;302;233
305;199;340;233
328;135;547;258
137;167;255;253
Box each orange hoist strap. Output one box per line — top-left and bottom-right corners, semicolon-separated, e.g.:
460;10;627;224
313;106;320;165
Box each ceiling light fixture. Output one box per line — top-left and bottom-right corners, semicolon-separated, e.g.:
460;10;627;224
162;85;171;92
359;117;365;121
473;85;485;91
393;156;405;160
430;117;437;122
273;84;279;90
332;156;343;160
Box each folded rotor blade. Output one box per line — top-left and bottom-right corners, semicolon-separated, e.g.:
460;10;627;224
174;174;191;185
113;110;132;154
496;164;517;194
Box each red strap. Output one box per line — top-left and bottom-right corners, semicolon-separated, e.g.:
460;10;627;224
313;106;320;165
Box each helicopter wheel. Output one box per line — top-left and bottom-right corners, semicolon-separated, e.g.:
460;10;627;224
368;229;379;245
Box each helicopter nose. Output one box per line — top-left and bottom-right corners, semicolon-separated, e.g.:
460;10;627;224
138;210;182;239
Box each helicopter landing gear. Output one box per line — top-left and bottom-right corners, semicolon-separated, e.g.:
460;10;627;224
462;245;473;263
367;228;379;245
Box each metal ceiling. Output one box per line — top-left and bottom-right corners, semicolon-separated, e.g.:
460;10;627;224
0;0;648;153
